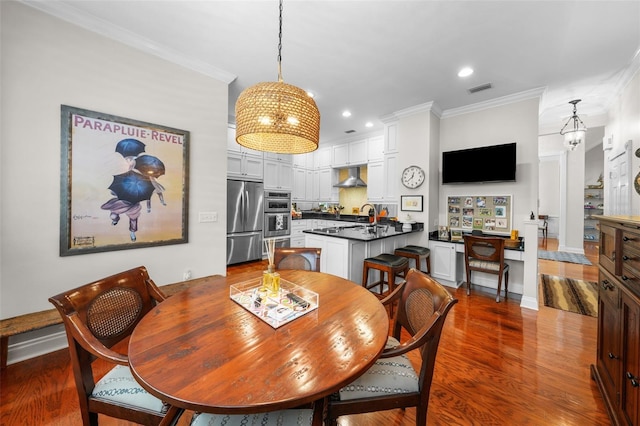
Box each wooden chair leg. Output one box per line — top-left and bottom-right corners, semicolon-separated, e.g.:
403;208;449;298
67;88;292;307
466;270;472;296
496;274;502;303
361;264;369;289
505;271;509;299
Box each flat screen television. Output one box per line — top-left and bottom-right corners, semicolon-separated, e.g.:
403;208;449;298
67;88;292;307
442;142;516;184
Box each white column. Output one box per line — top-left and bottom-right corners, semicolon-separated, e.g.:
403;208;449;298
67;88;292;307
520;219;539;310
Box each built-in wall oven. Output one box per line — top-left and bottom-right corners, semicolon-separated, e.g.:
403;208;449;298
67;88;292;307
264;191;291;242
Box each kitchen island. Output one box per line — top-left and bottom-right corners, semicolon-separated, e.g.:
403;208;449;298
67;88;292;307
303;224;423;284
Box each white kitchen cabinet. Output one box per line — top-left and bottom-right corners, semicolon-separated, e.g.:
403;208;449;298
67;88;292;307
366;153;398;202
305;151;315;169
385;122;398;153
292;167;306;200
368;135;385;161
315;146;332;169
349;139;368;164
305;232;410;283
291;220;309;247
428;240;461;286
367;161;385;201
227;151;263;181
332;144;349;167
227;125;264;180
332;139;368;167
304;234;349;279
305;170;314;201
264;159;293;190
292;153;306;168
317;169;338;202
227;125;263;157
384;152;399;201
312;170;320;201
264;152;292;162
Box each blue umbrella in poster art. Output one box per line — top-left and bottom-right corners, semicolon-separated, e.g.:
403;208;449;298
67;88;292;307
134;155;165;178
108;171;155;204
115;138;146;158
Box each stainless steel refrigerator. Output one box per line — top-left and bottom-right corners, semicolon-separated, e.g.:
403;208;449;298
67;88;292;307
226;180;264;265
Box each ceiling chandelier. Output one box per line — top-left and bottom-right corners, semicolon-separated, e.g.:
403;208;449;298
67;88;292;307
559;99;587;151
235;0;320;154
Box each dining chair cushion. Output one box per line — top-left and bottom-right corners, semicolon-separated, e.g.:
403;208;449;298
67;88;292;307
91;365;167;414
468;259;506;272
190;409;315;426
337;336;419;401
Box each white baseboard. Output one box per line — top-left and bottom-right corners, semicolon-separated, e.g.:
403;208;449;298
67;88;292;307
7;326;68;366
520;295;539;311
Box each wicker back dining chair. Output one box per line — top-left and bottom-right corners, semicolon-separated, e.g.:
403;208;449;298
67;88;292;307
463;234;510;302
48;266;182;426
327;268;457;426
274;247;322;271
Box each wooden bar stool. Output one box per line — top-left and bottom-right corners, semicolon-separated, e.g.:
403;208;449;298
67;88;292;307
362;254;409;299
394;245;431;274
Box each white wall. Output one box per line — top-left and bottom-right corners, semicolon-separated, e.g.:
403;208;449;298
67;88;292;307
1;2;229;318
585;129;605;186
605;68;640;214
438;97;540;235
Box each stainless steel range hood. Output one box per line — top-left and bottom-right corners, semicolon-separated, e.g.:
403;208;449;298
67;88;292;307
334;167;367;188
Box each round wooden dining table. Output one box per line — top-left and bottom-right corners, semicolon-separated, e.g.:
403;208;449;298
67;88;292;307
128;270;389;414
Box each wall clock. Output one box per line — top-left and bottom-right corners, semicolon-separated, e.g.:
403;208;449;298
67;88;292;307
401;165;425;189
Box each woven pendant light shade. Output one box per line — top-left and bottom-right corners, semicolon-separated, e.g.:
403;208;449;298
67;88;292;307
235;80;320;154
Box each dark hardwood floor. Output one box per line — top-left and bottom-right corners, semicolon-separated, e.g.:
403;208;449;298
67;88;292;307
0;238;611;425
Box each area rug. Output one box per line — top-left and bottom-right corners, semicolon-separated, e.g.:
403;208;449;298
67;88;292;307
538;250;592;265
540;274;598;317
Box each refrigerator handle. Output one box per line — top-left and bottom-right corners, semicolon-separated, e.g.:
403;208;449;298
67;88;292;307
244;189;249;226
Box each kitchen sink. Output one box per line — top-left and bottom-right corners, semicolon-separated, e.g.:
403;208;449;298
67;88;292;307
312;227;342;234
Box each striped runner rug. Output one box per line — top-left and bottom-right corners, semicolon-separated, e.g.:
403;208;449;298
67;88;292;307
540;274;598;317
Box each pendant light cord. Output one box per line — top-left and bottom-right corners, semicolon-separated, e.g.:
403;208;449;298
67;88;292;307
277;0;283;82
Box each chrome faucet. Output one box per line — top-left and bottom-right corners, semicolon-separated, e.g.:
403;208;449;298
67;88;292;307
360;203;378;226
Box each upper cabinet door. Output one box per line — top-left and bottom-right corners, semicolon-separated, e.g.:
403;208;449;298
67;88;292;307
385;123;398;153
349;139;368;165
333;140;368;167
368;135;384;162
332;144;349;167
316;147;332;169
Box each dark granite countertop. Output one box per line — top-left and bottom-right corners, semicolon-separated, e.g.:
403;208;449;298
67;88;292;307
293;212;372;222
427;231;525;252
303;224;423;242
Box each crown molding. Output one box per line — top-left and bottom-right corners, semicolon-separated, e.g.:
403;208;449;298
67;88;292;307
381;101;443;123
21;0;237;84
441;87;546;119
605;47;640;110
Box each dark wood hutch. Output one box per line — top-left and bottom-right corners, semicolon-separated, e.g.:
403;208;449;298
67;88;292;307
592;215;640;425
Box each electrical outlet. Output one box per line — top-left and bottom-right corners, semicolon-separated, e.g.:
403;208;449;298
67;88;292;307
183;269;192;281
199;212;218;223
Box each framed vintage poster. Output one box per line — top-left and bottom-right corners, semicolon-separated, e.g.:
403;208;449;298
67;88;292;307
401;195;423;212
60;105;189;256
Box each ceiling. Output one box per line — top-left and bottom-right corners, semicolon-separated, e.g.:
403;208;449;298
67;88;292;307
24;0;640;146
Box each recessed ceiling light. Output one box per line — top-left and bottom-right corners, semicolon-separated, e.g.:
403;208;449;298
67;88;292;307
365;122;373;128
342;110;352;118
458;67;474;77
